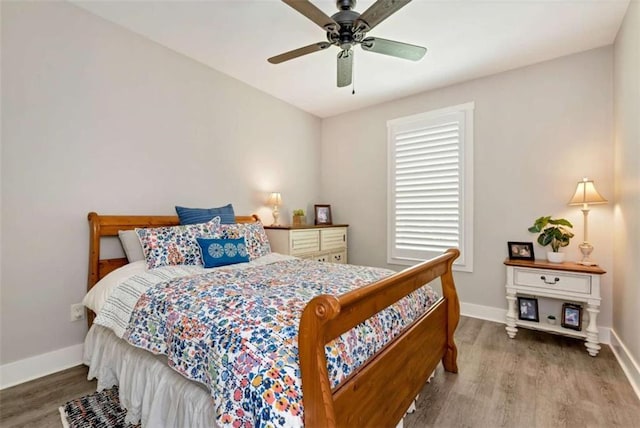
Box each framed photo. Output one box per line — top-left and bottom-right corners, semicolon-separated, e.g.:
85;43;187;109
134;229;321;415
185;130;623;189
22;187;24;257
314;205;332;225
562;303;582;331
517;297;539;322
508;241;535;261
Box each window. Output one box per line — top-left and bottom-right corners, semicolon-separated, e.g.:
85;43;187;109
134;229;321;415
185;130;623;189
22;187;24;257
387;102;474;272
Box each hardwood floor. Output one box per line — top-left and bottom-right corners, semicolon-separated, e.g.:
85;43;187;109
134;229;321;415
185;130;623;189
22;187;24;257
405;317;640;427
1;317;638;427
0;365;96;427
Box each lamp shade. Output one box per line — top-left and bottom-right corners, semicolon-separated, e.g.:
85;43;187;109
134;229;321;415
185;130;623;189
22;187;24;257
568;178;607;205
267;192;282;206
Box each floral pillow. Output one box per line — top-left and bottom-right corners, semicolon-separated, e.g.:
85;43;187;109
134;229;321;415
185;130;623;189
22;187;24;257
214;221;271;261
136;217;221;269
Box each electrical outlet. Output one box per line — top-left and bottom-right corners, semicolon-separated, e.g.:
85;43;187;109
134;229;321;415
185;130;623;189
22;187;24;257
70;303;85;322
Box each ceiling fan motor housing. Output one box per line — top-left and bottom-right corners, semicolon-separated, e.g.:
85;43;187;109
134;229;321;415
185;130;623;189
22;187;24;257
328;9;363;50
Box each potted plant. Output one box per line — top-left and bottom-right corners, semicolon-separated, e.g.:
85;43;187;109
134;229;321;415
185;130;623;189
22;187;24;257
547;315;557;325
292;209;306;226
528;216;574;263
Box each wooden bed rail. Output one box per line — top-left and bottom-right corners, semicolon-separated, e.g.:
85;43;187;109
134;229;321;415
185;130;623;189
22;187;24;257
299;248;460;427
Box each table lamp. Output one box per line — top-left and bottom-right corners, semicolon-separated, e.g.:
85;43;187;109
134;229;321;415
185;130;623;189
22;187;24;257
568;178;607;265
267;192;282;226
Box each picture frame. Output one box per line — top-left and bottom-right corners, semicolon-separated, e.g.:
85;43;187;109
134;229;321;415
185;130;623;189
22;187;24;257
561;303;583;331
517;296;539;322
314;204;332;225
507;241;535;261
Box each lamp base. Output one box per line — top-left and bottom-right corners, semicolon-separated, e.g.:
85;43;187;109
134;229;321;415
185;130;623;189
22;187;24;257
271;207;280;227
577;242;598;266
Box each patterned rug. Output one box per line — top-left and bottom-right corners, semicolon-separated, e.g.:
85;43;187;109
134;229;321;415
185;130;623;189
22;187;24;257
59;386;140;428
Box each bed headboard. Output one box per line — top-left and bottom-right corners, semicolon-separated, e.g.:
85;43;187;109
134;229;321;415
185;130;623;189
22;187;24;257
86;212;260;327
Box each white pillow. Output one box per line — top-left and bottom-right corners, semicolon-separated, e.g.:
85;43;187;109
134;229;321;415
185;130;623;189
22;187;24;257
83;260;147;314
118;230;145;262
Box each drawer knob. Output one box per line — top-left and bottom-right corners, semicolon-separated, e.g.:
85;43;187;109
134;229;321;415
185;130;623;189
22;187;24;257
540;275;560;285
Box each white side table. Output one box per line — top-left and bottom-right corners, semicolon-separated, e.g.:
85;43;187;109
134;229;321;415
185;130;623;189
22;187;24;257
265;224;348;264
504;259;606;356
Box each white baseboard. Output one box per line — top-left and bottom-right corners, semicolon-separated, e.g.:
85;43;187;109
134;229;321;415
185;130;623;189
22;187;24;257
460;301;506;323
0;343;84;390
610;329;640;400
460;301;611;344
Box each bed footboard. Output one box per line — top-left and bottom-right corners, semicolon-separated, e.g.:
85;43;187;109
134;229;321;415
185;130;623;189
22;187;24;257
299;249;460;427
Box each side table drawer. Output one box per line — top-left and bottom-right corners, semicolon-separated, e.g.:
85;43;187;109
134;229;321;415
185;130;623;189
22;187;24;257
514;268;591;294
290;230;320;255
320;228;347;251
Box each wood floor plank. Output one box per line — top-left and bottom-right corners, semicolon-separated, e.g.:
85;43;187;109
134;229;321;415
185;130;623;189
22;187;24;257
405;318;640;428
0;318;638;427
0;365;96;428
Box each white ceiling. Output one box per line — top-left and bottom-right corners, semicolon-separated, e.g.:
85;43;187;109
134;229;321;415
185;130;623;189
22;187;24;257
73;0;630;118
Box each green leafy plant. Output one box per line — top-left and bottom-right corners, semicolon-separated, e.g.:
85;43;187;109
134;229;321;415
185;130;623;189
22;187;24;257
528;216;574;252
293;209;305;216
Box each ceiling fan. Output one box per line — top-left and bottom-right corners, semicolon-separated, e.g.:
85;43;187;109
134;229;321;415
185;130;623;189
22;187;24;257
268;0;426;88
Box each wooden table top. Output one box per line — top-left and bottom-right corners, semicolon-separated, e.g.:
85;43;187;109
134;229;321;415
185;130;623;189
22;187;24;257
504;258;606;275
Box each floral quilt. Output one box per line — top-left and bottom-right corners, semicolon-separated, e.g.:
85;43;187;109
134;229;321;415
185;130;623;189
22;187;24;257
123;259;439;428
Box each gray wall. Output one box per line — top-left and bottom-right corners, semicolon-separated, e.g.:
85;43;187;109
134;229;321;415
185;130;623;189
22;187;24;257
0;1;321;364
321;47;614;327
613;1;640;371
1;0;634;381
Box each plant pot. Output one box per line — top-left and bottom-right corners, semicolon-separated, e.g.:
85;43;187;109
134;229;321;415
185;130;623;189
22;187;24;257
292;215;306;226
547;316;557;325
546;251;565;263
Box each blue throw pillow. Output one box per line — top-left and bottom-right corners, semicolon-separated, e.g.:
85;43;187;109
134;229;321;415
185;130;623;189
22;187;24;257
176;203;236;225
196;237;250;268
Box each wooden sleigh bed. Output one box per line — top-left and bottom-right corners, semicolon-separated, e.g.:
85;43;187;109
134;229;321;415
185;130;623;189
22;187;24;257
87;212;461;427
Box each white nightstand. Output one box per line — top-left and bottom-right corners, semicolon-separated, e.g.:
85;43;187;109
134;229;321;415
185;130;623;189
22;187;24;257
265;224;348;264
504;259;606;356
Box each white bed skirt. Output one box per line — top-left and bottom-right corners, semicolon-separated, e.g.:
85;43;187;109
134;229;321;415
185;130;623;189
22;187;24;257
84;325;219;428
84;325;429;427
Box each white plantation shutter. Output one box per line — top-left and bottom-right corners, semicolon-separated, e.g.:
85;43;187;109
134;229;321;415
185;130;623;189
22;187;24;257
387;103;474;271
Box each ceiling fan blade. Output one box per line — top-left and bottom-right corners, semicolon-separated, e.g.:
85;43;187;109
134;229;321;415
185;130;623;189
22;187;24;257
337;50;353;88
268;42;331;64
282;0;339;34
354;0;412;33
361;37;426;61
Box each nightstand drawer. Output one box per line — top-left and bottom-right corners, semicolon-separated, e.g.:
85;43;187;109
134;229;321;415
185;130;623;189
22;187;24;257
514;268;591;294
289;230;320;255
320;228;347;251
